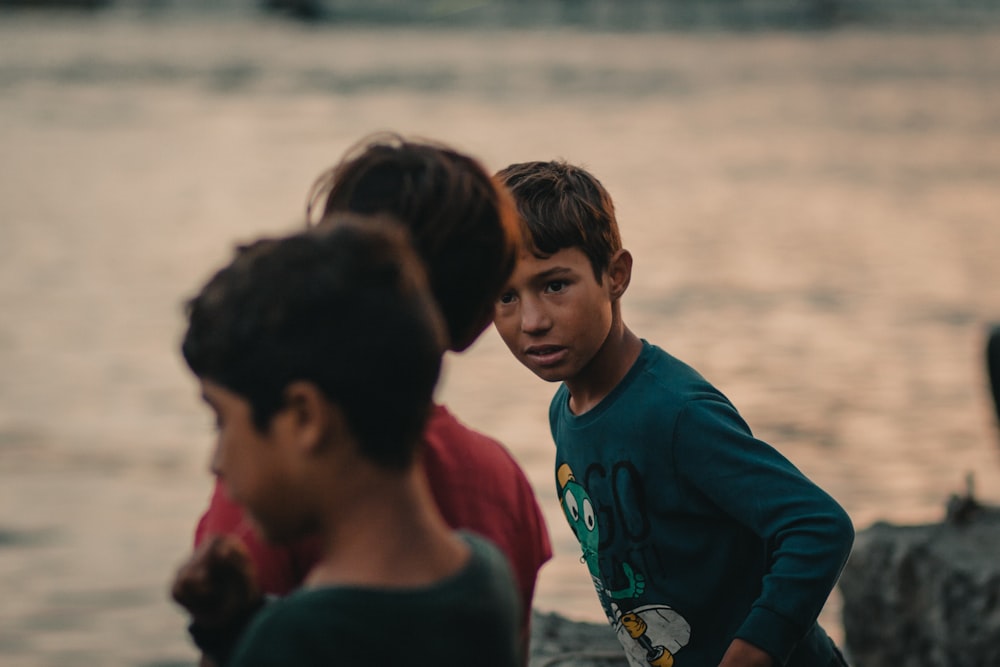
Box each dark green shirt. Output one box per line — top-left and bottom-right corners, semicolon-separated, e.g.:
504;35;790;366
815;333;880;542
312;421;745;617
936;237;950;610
228;532;521;667
550;341;854;666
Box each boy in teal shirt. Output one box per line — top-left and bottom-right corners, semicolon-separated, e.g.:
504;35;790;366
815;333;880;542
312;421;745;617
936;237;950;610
493;160;854;667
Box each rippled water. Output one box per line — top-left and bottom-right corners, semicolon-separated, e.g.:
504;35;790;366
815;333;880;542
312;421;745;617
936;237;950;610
2;11;999;666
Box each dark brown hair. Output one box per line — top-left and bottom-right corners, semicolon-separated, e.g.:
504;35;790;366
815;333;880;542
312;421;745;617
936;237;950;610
307;133;520;351
182;217;446;470
495;160;621;283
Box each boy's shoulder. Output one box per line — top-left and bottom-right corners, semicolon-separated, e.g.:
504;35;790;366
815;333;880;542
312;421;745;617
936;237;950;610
242;586;330;634
627;340;721;400
228;590;329;665
551;340;730;425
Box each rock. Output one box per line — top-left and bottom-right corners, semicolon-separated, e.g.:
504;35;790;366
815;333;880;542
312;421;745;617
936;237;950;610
839;499;1000;667
530;610;626;667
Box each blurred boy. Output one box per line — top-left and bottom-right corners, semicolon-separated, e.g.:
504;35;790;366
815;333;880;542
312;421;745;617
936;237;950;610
187;134;550;660
177;219;520;666
493;160;855;667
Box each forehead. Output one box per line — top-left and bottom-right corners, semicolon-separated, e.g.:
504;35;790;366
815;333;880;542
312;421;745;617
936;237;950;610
513;246;594;279
200;379;247;412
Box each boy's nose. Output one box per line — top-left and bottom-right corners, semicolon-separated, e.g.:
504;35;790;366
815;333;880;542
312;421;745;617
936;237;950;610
209;442;223;478
520;298;551;334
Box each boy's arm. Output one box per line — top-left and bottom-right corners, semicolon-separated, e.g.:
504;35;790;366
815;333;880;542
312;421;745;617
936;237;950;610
172;534;267;666
677;396;855;665
718;638;774;667
189;482;320;665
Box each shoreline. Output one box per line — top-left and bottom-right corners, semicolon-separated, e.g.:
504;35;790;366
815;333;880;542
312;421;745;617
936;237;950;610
8;0;1000;31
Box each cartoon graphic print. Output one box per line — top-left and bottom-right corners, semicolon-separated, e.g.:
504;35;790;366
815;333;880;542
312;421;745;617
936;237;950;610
558;463;691;667
617;605;691;667
558;463;644;601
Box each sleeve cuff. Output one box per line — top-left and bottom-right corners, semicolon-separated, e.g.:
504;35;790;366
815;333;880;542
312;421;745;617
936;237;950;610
734;604;803;666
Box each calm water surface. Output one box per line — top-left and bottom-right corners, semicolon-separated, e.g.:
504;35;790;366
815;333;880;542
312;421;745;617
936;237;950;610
2;12;1000;666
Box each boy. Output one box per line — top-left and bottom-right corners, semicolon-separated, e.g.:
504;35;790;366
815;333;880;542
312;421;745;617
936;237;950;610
187;135;550;658
493;160;855;667
177;218;521;666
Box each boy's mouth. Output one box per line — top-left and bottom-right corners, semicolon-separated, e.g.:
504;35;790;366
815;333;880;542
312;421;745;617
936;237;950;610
525;344;567;367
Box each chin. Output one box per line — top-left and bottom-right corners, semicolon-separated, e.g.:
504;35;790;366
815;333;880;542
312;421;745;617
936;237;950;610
247;514;289;545
531;367;570;384
258;524;298;545
259;514;316;546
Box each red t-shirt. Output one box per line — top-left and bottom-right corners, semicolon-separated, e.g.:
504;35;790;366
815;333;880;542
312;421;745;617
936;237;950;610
193;404;552;641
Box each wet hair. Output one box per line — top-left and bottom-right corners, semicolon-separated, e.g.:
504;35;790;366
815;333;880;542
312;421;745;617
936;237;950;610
495;160;621;283
181;216;447;470
306;132;519;351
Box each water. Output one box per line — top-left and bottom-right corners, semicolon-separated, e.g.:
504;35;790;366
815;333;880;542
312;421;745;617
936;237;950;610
2;10;1000;666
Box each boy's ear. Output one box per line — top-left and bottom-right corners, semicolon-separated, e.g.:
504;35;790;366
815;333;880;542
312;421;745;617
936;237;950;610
607;249;633;301
281;381;335;455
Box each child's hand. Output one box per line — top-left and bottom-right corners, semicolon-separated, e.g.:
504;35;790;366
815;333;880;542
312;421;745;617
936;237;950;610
171;534;262;629
717;638;773;667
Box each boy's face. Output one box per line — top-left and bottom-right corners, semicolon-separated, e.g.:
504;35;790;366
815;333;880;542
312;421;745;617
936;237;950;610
200;380;308;543
494;247;614;384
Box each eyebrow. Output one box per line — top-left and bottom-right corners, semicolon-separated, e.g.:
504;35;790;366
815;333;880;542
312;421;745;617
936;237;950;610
534;266;576;280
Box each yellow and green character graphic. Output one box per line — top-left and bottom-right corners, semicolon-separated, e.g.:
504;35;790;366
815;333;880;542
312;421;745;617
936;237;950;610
558;463;691;667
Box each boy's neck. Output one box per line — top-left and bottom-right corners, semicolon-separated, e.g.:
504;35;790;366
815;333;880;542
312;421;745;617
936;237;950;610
305;463;469;590
565;319;643;415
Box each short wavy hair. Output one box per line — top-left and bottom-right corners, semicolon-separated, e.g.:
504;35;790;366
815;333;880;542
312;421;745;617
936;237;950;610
181;217;446;470
307;132;520;351
495;160;621;284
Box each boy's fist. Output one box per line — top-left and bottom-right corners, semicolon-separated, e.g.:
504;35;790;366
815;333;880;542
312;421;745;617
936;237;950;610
171;534;262;628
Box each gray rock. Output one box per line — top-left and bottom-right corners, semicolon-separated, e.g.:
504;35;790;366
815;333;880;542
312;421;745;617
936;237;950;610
529;611;626;667
839;499;1000;667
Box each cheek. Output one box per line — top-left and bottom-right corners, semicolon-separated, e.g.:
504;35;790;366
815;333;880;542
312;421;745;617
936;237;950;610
213;433;251;494
492;313;518;346
578;299;613;342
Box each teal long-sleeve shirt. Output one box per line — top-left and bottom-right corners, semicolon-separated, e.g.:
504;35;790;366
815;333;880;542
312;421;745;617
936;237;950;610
550;341;854;667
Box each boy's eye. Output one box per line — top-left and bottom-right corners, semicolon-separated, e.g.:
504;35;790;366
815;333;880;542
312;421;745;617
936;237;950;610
545;280;567;294
498;292;516;305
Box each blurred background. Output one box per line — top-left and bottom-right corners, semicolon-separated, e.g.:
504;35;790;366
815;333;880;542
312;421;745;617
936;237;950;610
2;1;1000;665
